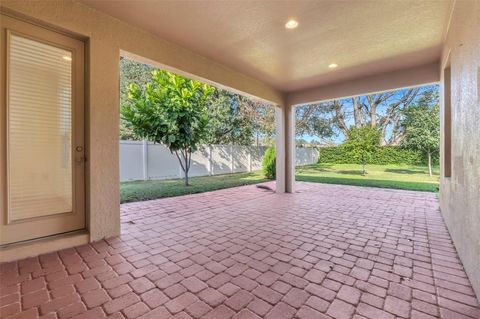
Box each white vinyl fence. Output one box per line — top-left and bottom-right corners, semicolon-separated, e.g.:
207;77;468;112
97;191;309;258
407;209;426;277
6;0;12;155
120;140;319;182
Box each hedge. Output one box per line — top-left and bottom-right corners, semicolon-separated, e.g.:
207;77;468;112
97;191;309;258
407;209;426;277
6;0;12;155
318;146;438;165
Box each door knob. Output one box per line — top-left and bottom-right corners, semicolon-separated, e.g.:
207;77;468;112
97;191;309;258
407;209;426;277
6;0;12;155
76;146;83;152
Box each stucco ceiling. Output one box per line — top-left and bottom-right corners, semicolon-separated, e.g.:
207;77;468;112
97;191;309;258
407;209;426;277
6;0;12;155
82;0;453;92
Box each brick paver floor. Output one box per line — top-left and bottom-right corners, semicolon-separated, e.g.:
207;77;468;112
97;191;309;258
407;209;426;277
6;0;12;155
1;182;479;319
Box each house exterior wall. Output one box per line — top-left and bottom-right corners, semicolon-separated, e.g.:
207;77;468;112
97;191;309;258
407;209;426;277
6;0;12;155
0;0;283;242
440;0;480;298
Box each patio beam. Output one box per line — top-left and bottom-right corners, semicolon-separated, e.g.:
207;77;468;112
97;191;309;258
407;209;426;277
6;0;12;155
287;61;440;106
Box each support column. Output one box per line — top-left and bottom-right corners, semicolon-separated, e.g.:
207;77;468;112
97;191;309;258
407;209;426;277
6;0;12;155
285;104;295;193
275;104;295;193
275;106;286;193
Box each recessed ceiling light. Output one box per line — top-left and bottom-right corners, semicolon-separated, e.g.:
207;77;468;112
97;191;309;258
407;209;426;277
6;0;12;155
63;56;72;61
329;63;338;69
285;20;298;29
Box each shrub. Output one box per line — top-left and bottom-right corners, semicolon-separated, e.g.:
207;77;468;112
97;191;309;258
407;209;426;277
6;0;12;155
342;127;381;174
374;146;423;165
317;146;346;163
262;147;276;179
318;145;434;165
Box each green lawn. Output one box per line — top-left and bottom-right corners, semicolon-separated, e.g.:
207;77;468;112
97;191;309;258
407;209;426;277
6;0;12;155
121;163;439;203
296;163;439;192
120;171;268;203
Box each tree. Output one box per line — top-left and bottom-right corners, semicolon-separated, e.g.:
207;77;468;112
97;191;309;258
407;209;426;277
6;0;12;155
296;138;308;147
296;87;438;145
342;126;381;175
402;91;440;177
339;88;420;145
295;104;335;145
205;90;254;145
119;58;153;140
204;90;275;146
239;97;275;146
122;70;215;186
120;59;276;146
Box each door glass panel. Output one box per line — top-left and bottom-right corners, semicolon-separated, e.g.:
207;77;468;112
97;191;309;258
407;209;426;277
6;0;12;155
8;34;73;222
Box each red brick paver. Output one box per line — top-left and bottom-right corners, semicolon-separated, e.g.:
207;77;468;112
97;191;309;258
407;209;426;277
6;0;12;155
1;182;479;318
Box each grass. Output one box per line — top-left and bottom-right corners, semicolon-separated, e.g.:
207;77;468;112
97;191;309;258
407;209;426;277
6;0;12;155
296;163;439;192
120;163;440;203
120;171;268;203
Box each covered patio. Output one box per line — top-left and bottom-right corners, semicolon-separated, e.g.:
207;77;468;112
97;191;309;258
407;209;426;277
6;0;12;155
2;183;478;318
1;0;479;318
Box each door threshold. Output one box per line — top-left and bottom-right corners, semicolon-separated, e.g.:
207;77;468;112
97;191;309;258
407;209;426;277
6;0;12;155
0;230;90;263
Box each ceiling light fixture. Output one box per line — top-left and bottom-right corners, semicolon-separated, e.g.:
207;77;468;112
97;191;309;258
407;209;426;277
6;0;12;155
285;20;298;29
328;63;338;69
63;56;72;61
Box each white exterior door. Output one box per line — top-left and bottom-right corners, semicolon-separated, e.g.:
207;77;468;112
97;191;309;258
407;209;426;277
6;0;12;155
0;14;85;245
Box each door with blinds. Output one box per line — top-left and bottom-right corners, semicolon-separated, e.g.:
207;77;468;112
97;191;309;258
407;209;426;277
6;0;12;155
0;15;85;245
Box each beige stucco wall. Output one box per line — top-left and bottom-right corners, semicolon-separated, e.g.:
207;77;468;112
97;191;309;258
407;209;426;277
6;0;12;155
439;0;480;298
0;0;283;241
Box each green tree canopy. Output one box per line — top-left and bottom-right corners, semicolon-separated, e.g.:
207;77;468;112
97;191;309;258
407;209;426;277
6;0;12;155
204;90;275;146
342;126;381;175
119;58;153;140
205;90;254;145
295;105;335;145
120;58;275;146
121;70;215;186
402;91;440;176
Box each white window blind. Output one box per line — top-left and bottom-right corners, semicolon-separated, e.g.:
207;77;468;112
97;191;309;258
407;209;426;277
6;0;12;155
8;34;73;221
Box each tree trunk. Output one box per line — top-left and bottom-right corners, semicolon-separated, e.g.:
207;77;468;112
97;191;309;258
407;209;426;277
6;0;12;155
428;150;432;177
370;105;377;128
352;97;362;128
184;150;191;186
367;95;378;128
174;149;191;187
361;153;366;175
184;170;189;186
334;101;349;136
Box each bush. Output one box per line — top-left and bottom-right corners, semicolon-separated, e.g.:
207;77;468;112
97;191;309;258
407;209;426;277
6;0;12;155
318;145;434;165
342;127;381;174
262;147;276;179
